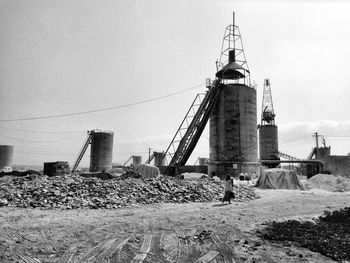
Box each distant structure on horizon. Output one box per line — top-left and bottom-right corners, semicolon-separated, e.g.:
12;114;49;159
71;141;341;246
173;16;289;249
72;129;114;173
0;145;14;172
308;133;350;176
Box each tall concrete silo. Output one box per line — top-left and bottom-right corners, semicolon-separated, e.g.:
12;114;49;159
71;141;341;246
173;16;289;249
89;130;114;172
259;79;279;167
154;151;165;167
0;145;14;171
208;14;258;178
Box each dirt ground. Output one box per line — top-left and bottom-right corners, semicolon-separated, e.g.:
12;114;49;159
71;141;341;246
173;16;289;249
1;187;349;263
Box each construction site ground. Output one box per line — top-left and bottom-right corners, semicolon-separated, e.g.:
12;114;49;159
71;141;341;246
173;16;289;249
1;187;349;263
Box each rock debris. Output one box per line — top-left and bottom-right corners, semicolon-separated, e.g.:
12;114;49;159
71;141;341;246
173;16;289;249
0;174;258;209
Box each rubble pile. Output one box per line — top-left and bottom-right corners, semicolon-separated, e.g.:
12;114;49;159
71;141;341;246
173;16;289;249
0;174;258;209
305;174;350;192
261;207;350;262
117;170;142;179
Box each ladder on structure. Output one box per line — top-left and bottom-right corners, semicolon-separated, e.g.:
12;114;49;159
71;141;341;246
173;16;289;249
307;147;316;160
145;152;155;164
163;79;222;174
123;156;133;166
71;133;92;173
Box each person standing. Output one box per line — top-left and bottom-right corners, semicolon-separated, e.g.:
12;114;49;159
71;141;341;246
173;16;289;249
222;174;235;204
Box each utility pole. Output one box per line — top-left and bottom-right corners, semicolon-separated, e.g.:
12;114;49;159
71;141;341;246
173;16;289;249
148;148;152;160
314;132;319;149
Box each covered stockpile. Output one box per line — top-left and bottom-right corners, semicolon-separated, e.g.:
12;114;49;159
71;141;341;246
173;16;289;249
136;163;160;179
255;168;303;189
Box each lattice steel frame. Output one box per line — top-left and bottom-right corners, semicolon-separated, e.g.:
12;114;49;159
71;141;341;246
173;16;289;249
261;78;275;125
218;13;251;86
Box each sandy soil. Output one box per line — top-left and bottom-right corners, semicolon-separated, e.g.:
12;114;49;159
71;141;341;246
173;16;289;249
1;187;349;263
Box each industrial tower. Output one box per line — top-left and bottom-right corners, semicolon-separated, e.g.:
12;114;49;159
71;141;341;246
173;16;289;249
161;13;258;177
209;13;258;178
259;79;279;167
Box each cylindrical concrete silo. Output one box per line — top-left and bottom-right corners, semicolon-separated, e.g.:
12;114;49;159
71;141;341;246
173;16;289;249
89;130;114;172
198;158;209;166
208;50;258;179
259;78;279;167
259;125;278;160
0;145;14;171
132;155;142;168
153;151;165;167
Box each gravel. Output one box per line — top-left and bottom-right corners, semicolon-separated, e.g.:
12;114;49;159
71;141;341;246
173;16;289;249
0;174;258;210
261;207;350;262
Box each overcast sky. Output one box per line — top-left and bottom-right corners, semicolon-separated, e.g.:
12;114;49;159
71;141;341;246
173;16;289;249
1;0;350;167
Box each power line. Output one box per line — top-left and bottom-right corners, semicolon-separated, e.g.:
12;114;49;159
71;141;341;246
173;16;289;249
1;134;83;143
0;83;204;122
323;135;350;138
0;126;85;134
15;151;77;157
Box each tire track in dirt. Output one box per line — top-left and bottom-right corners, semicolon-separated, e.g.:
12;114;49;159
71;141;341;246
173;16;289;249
165;218;192;263
2;227;34;242
136;218;169;263
95;236;132;262
17;252;42;263
59;244;78;263
112;241;137;263
195;250;220;263
201;219;271;263
166;218;206;263
146;231;170;263
211;233;237;263
76;235;131;262
79;237;118;262
131;233;153;262
228;225;276;263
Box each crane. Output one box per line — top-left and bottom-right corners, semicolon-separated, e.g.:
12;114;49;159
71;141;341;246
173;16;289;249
261;79;275;125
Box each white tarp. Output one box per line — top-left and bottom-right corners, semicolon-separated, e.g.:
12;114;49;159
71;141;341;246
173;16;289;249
255;168;303;189
136;164;160;179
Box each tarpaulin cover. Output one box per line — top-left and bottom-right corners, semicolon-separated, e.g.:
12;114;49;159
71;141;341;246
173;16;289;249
136;164;160;179
255;168;303;189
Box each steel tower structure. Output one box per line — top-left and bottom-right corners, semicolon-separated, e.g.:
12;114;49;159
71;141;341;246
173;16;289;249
261;79;275;125
259;79;279;166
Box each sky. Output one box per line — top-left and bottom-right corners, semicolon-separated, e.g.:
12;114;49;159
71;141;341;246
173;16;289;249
1;0;350;168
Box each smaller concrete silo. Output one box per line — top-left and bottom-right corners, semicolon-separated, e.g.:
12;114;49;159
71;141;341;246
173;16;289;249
259;125;278;160
0;145;14;171
153;151;165;167
132;155;142;168
198;158;209;166
89;130;114;172
259;79;279;167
